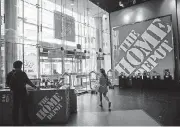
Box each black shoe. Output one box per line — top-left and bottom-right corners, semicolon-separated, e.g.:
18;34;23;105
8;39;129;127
109;102;111;109
99;104;103;107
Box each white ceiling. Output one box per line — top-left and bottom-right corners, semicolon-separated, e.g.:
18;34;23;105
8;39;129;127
48;0;109;18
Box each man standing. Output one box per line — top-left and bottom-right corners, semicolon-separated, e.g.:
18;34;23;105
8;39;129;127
6;61;37;125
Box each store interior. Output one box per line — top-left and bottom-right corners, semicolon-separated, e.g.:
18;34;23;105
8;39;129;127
1;0;180;126
0;0;111;94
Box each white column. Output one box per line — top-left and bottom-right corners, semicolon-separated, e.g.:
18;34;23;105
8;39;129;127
95;17;103;71
0;0;2;84
4;0;18;75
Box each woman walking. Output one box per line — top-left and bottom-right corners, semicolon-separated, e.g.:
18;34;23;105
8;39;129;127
99;68;111;110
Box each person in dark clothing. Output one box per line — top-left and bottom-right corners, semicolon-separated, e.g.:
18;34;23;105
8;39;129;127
6;61;37;126
132;74;136;88
136;73;142;89
142;71;149;88
119;72;126;88
164;69;172;80
164;69;172;87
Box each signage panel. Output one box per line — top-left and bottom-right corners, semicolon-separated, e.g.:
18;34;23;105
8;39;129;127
54;11;75;42
112;16;174;79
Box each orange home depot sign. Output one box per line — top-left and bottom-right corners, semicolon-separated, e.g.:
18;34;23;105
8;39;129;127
112;16;174;78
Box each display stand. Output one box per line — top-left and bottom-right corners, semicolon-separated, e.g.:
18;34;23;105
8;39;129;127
0;72;77;125
28;89;70;124
74;74;89;94
89;71;99;94
0;88;77;125
0;89;13;125
60;72;77;114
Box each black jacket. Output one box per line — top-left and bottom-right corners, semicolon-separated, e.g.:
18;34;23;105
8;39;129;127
6;70;34;91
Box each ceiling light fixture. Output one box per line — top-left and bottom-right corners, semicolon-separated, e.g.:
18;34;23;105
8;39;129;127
119;1;124;7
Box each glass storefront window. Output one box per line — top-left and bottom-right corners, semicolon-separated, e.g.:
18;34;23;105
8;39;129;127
2;0;110;88
0;43;5;85
41;0;55;12
24;23;37;42
17;19;23;38
24;2;37;24
24;39;37;47
55;5;63;14
41;27;54;42
41;61;51;76
41;9;54;28
65;58;74;73
24;45;38;78
40;51;62;81
16;43;24;63
17;0;23;18
40;27;64;45
81;15;85;25
24;0;38;6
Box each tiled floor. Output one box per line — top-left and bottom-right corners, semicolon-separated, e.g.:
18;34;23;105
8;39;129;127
66;87;180;126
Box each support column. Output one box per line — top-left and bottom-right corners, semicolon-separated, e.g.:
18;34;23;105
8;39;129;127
4;0;18;75
102;14;111;72
0;0;2;84
62;50;65;73
177;0;180;81
95;17;103;71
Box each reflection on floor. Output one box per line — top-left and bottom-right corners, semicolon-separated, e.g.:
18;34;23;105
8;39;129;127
67;110;159;126
66;87;180;126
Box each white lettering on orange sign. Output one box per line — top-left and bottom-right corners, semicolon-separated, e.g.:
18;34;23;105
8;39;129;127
36;93;63;120
115;18;172;76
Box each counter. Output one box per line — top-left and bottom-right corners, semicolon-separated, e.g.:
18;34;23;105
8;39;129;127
0;88;77;125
